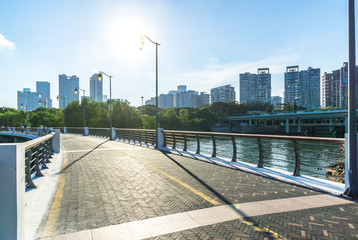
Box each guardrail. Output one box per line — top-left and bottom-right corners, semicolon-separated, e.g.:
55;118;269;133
163;130;345;181
24;133;55;188
63;127;345;182
116;128;157;147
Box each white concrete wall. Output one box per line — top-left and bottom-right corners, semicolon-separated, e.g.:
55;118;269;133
0;143;25;240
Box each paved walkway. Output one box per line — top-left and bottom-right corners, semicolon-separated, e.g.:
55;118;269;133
37;135;358;240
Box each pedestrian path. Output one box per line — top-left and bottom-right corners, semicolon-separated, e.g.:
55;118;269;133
37;135;358;240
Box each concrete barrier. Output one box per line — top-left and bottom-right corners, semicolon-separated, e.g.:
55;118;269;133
84;127;89;136
158;128;165;148
52;129;61;153
110;127;116;140
0;143;25;240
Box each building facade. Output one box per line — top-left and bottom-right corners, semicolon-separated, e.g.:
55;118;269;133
211;85;235;103
239;68;271;104
59;74;79;109
17;88;41;111
89;73;103;102
36;81;52;108
284;66;320;110
146;85;210;109
257;68;271;103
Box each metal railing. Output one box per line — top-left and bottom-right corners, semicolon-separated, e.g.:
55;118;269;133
63;127;345;181
24;133;54;189
163;130;345;181
116;128;156;147
66;127;84;135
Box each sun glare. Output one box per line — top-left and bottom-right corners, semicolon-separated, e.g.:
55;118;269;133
103;15;153;62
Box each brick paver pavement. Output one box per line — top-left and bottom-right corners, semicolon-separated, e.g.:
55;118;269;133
37;135;358;239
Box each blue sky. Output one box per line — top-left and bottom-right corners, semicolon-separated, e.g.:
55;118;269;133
0;0;350;108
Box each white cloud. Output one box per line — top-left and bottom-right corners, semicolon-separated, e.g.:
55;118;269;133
0;33;15;50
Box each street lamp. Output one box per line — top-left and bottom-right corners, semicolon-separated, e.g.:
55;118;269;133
38;98;47;128
97;71;115;140
20;103;28;126
139;34;160;149
57;95;66;129
344;0;358;199
75;87;86;135
2;107;9;128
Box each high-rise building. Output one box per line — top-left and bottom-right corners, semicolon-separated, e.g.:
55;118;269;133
211;85;235;103
284;66;300;106
284;66;320;110
17;88;41;111
321;62;358;109
271;96;282;105
299;67;321;109
36;81;52;108
146;85;209;109
239;72;257;103
239;68;271;104
257;68;271;103
89;73;103;102
59;74;79;109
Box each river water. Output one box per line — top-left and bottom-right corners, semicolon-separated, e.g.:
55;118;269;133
169;137;344;180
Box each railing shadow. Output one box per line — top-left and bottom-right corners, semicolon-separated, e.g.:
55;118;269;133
159;151;295;239
60;139;109;173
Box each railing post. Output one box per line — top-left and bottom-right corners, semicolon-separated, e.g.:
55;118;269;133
151;132;154;146
183;134;187;151
34;145;44;177
145;131;148;146
40;142;49;169
231;136;237;162
196;134;200;154
172;133;176;149
139;132;142;146
25;149;36;189
257;138;264;168
211;135;216;158
293;140;301;176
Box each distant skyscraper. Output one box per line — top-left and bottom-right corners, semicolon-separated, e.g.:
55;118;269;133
321;62;358;109
284;66;320;110
211;85;235;103
36;81;52;108
257;68;271;103
239;72;257;103
239;68;271;104
146;85;209;109
59;74;79;109
177;85;187;93
89;73;103;102
299;67;321;109
284;66;300;106
271;96;282;105
17;88;41;111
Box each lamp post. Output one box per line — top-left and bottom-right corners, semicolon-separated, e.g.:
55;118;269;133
97;71;114;140
75;87;86;135
139;34;160;149
20;103;28;126
2;107;9;128
344;0;358;199
38;98;47;128
57;95;66;129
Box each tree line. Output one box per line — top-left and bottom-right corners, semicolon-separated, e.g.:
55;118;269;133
0;100;308;131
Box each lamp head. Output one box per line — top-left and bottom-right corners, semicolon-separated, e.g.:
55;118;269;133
39;101;41;106
57;96;59;101
21;104;23;109
98;73;102;82
2;107;4;111
75;87;78;95
139;36;144;51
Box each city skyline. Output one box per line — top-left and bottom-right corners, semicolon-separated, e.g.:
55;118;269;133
0;0;351;108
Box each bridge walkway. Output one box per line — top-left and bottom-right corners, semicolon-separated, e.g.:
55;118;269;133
37;134;358;239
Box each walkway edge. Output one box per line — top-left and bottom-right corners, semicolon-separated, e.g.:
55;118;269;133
41;194;353;240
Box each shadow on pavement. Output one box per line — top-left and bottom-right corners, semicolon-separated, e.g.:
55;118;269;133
60;139;109;173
